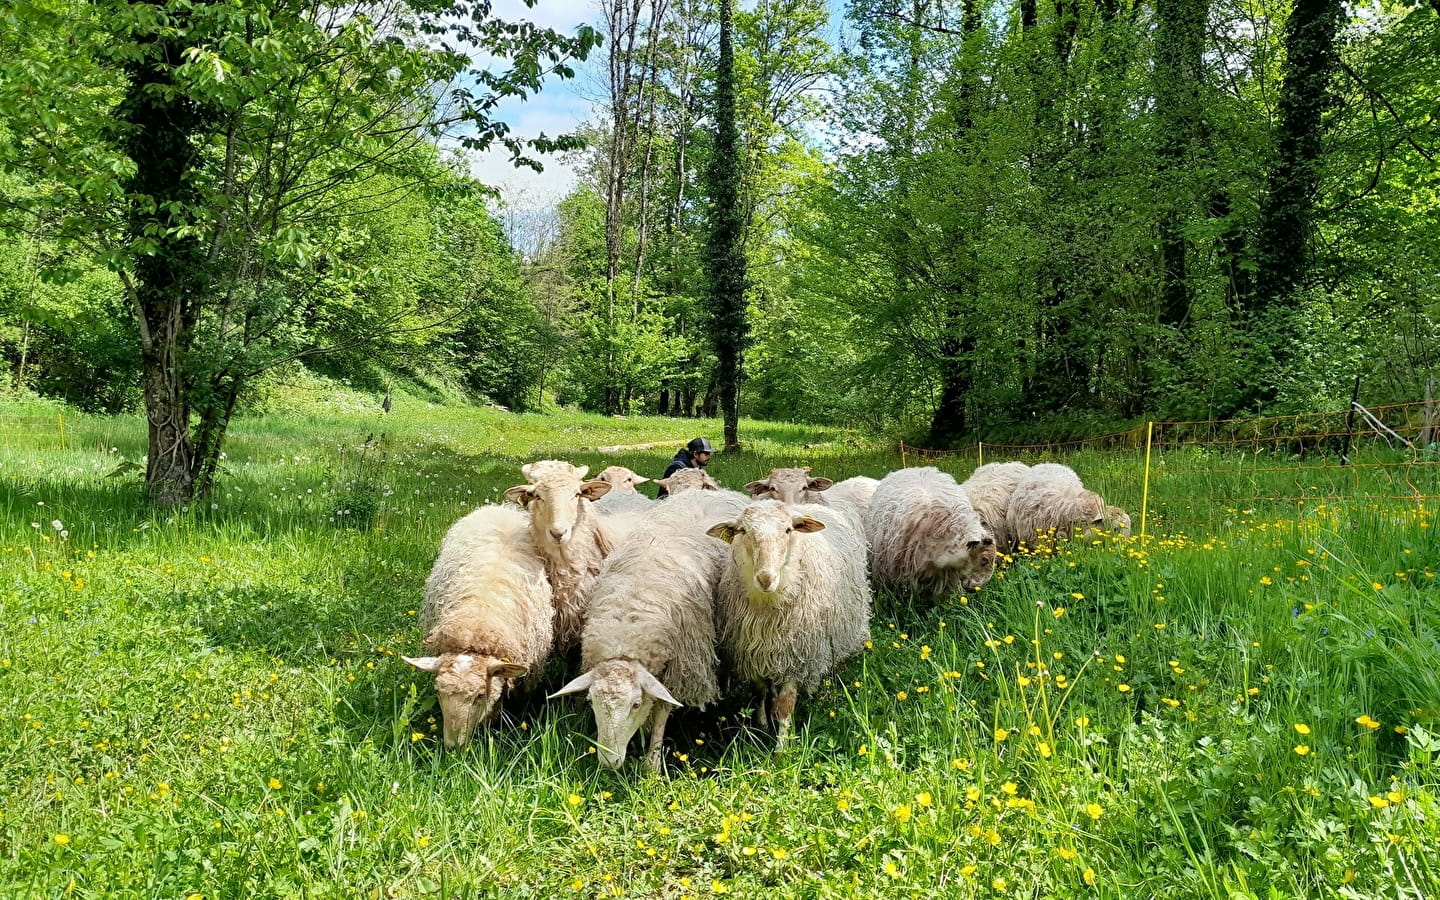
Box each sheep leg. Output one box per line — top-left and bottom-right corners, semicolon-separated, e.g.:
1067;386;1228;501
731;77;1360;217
772;681;799;751
754;682;770;729
644;705;671;773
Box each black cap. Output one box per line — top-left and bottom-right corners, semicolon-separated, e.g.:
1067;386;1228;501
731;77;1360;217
687;437;713;454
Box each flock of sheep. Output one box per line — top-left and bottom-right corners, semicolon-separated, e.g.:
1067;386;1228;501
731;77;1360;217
403;459;1131;769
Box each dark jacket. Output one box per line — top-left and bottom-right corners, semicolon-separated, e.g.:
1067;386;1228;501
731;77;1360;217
657;449;700;498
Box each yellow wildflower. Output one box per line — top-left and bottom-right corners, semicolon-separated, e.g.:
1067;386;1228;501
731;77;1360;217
1085;803;1103;820
1294;723;1311;735
1083;867;1097;886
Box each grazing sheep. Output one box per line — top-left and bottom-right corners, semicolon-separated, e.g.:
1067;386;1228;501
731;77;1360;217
866;467;997;600
595;465;651;493
960;462;1030;552
1103;505;1133;536
655;468;722;495
744;466;834;504
826;476;881;518
504;461;615;649
1006;463;1125;551
708;500;872;750
404;504;552;749
549;490;748;770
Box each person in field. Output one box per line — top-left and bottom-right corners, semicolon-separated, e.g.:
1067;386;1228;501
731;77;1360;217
657;437;714;498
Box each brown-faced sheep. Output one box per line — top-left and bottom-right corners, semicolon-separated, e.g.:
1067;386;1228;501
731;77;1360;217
865;467;997;600
960;461;1030;552
549;489;748;770
1006;463;1129;551
707;500;872;750
404;504;552;749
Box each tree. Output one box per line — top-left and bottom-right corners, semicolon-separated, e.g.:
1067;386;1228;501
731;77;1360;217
703;0;748;451
0;0;598;504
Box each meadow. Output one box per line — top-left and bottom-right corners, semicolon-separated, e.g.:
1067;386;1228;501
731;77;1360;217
2;393;1438;899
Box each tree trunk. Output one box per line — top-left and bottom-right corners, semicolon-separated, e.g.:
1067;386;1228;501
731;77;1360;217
928;336;973;446
704;0;748;452
118;5;214;506
1242;0;1342;407
1154;0;1210;329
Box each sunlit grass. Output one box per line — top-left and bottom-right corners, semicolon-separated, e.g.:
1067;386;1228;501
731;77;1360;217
1;394;1437;898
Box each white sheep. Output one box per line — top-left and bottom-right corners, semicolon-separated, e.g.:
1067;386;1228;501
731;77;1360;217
595;490;656;516
707;500;872;749
826;476;881;518
744;466;833;504
549;489;748;770
1006;463;1130;550
960;461;1030;552
595;465;650;492
504;460;615;649
403;504;552;749
866;467;997;600
654;468;722;495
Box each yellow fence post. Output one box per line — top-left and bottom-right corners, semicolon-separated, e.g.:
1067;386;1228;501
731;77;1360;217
57;413;67;450
900;442;908;468
1139;421;1154;542
978;441;984;467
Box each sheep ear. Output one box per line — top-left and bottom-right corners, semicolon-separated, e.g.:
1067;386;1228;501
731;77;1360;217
744;480;770;497
520;463;537;480
631;475;650;484
701;479;719;491
488;662;529;680
547;670;596;699
636;667;682;708
806;477;834;492
403;655;442;673
706;521;738;543
574;465;590;479
579;480;612;501
792;515;826;533
654;476;671;490
504;485;535;507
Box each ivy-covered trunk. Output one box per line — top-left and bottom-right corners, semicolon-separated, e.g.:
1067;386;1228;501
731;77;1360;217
117;3;213;506
704;0;748;453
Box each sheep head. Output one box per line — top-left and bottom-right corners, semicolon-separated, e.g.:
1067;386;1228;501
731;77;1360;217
928;506;997;591
1087;503;1132;538
744;467;834;504
708;500;826;601
595;465;650;494
403;653;528;749
656;468;720;494
549;659;680;769
505;461;611;547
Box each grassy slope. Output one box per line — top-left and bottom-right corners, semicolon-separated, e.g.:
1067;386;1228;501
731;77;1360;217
1;397;1438;899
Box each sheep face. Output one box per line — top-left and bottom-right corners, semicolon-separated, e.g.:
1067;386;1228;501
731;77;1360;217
549;659;680;769
708;501;826;600
403;653;528;749
657;469;720;494
505;461;611;547
1087;504;1132;538
596;465;649;494
932;529;998;592
744;467;834;504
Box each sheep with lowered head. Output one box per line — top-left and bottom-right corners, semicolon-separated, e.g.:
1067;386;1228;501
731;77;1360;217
504;460;617;649
404;504;552;749
960;462;1030;552
1006;462;1130;551
708;500;872;749
866;467;997;600
549;489;748;770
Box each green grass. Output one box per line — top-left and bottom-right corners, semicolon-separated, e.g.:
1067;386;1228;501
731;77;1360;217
2;395;1438;898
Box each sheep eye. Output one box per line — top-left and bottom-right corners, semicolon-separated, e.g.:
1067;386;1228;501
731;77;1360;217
631;700;642;710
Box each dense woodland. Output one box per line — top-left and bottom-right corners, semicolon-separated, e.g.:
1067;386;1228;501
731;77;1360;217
2;0;1439;495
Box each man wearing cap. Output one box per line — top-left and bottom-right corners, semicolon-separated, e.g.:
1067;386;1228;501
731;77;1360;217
657;438;714;498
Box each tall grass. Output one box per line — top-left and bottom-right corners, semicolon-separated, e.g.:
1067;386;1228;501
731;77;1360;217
1;398;1436;898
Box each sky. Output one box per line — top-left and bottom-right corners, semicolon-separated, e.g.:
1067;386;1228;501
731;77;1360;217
466;0;606;211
